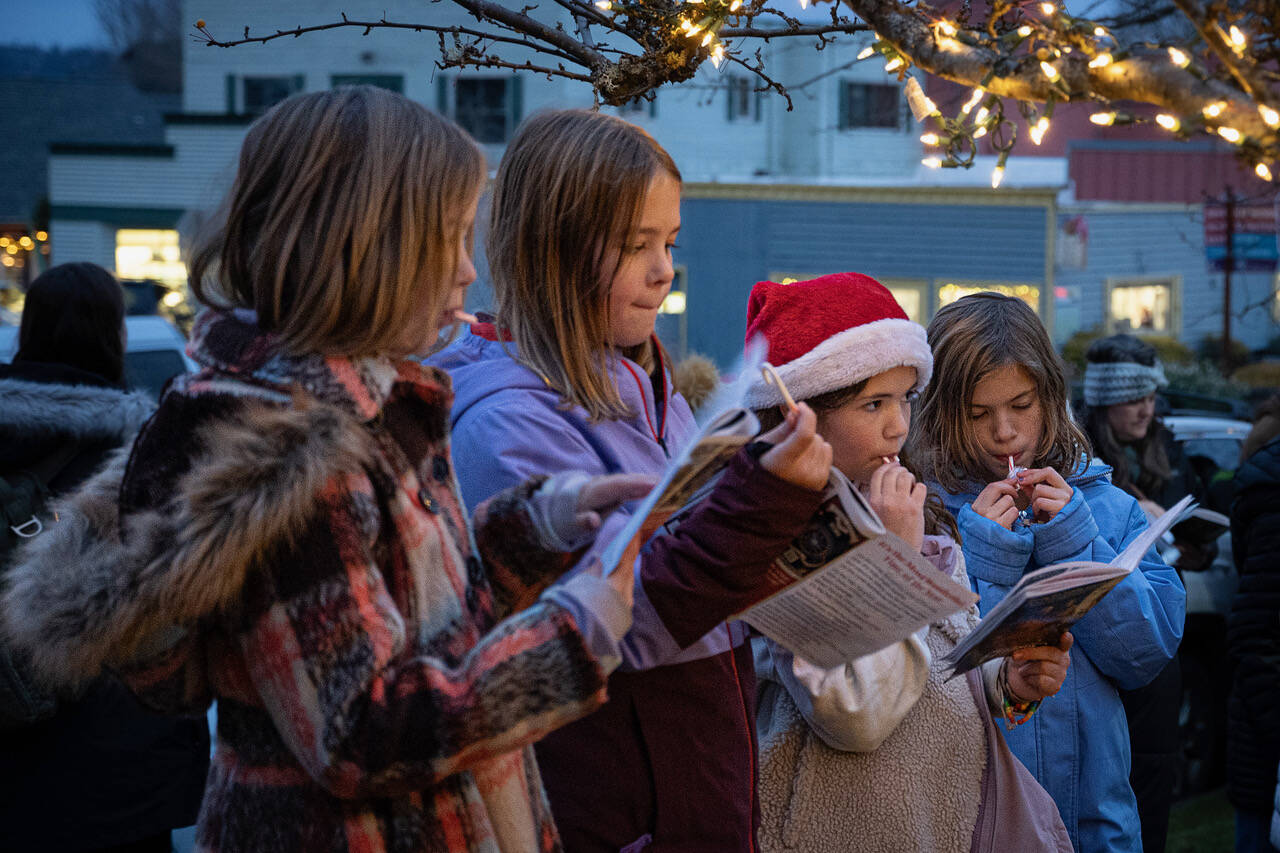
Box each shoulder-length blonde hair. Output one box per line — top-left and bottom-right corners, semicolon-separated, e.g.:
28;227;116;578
910;292;1091;493
188;85;485;358
487;109;681;421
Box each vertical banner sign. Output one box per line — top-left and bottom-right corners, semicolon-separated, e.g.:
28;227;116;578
1205;201;1279;272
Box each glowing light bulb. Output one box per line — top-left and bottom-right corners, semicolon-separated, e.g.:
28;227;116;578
1090;111;1116;126
1156;114;1180;131
1017;25;1033;37
1094;26;1107;37
1260;105;1280;128
1229;25;1246;51
922;157;943;169
936;20;957;37
973;126;989;138
1040;61;1060;81
961;89;984;114
974;106;990;124
885;57;904;72
701;30;714;46
799;0;809;8
1039;2;1054;15
1218;126;1242;143
1030;116;1050;145
594;0;611;9
710;44;725;69
1257;163;1273;181
1168;47;1190;68
729;0;741;10
1203;102;1225;118
920;132;941;145
991;166;1005;188
1089;53;1113;68
858;45;875;60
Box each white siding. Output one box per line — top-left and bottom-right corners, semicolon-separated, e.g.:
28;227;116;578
49;220;117;269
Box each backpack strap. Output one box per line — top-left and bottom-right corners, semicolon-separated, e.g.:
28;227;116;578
3;442;84;538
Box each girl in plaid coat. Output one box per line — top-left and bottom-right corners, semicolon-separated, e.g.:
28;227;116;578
3;87;654;852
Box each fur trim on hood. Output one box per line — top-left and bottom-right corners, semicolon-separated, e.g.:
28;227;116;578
2;397;374;689
0;377;155;444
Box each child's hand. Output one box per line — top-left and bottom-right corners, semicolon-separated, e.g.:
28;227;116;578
867;461;927;551
1015;467;1073;523
1006;632;1073;702
972;480;1022;530
758;403;832;492
572;473;658;536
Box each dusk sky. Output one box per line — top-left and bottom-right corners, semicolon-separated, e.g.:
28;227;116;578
5;0;110;49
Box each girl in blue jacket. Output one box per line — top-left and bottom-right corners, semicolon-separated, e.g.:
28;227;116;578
908;292;1185;853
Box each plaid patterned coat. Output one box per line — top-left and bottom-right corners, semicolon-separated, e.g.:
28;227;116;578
3;311;612;852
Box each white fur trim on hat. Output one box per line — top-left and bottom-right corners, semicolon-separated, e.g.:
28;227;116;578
744;317;933;409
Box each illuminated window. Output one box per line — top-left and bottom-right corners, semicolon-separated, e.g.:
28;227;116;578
1107;276;1177;334
936;281;1041;314
115;229;186;287
655;266;689;359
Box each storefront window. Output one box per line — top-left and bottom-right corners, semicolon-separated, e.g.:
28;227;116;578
936;282;1041;315
115;229;186;288
1107;277;1176;334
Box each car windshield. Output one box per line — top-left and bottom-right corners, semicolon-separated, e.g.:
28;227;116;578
125;350;188;398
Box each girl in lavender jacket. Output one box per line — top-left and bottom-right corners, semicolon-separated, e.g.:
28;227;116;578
431;109;831;852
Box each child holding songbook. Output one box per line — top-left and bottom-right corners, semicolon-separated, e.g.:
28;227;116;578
748;273;1072;853
910;292;1186;853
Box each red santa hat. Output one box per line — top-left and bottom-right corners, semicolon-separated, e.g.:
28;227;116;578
743;272;933;409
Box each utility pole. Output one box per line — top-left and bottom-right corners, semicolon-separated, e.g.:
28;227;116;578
1223;187;1235;372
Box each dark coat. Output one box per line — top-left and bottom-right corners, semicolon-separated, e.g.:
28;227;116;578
1228;436;1280;813
0;360;209;851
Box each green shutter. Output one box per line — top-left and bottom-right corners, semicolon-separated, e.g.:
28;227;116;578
837;81;849;130
225;74;236;113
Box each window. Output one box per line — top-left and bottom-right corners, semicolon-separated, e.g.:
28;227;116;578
936;281;1041;315
1107;276;1178;334
727;76;759;122
769;273;929;323
241;75;305;115
331;74;404;93
115;229;185;288
654;266;689;360
838;82;902;130
449;77;523;144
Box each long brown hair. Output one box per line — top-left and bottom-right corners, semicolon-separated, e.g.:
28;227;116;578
756;381;960;542
188;86;485;358
487;109;681;421
911;293;1091;493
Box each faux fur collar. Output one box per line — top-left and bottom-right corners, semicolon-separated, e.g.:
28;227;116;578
2;395;374;689
0;377;155;444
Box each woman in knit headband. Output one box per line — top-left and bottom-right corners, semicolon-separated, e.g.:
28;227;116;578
1081;332;1204;853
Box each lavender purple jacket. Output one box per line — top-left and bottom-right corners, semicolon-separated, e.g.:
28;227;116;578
430;326;824;851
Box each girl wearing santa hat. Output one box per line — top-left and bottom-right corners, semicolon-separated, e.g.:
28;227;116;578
430;109;832;852
910;292;1186;853
747;272;1072;853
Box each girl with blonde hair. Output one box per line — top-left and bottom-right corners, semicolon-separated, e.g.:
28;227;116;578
432;108;831;851
4;86;656;852
909;292;1185;853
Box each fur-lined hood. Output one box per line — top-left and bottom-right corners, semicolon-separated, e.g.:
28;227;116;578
0;374;155;446
3;395;373;690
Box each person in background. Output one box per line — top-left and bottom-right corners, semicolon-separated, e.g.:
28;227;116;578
746;273;1072;853
0;262;209;852
3;88;655;852
910;294;1185;853
1226;393;1280;853
1081;333;1196;853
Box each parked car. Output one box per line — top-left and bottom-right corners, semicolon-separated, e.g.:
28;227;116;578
0;314;197;398
1162;413;1252;799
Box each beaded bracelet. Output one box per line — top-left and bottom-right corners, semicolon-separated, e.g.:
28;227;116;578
998;659;1041;729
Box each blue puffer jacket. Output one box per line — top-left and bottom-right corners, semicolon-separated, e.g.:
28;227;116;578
939;460;1185;853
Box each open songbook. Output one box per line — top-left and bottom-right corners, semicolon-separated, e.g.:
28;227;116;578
735;471;978;668
941;494;1196;676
